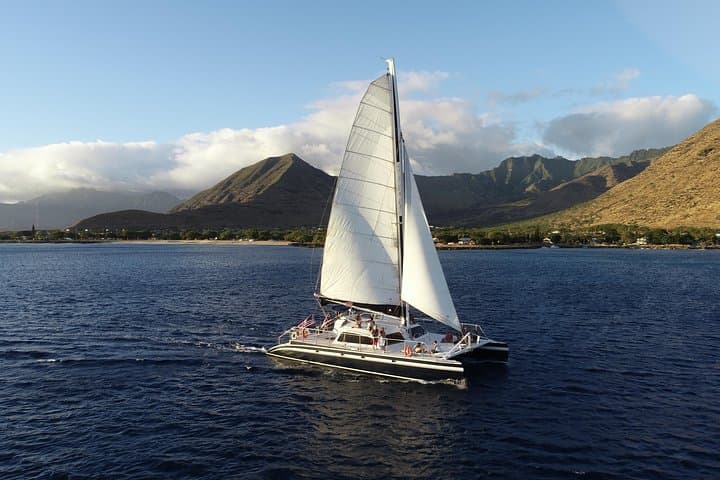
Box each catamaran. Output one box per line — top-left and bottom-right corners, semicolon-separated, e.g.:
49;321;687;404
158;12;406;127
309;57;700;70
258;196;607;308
267;59;508;382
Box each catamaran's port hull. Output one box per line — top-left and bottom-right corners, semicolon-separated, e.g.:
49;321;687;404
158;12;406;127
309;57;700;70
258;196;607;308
267;343;465;382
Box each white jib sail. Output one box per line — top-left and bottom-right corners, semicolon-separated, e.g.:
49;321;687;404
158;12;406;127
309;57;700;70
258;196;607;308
320;74;401;307
401;151;462;331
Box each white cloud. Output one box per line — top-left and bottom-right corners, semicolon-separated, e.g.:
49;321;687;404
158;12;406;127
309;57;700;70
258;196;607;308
399;71;450;95
487;69;641;107
7;80;714;204
487;88;548;106
400;98;539;174
542;94;716;156
1;70;539;202
0;141;174;203
591;68;641;96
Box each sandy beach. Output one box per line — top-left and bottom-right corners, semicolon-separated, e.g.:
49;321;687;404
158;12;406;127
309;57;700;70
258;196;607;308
117;239;294;246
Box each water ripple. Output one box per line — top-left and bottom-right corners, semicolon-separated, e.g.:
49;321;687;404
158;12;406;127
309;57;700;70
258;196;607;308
1;244;719;479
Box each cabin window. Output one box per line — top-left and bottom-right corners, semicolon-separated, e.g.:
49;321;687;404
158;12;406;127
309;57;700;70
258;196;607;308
338;333;375;345
339;333;360;344
386;332;405;345
410;326;426;338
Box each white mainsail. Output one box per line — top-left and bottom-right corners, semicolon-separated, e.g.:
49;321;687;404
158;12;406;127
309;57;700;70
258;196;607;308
320;61;461;331
400;148;461;331
319;74;400;307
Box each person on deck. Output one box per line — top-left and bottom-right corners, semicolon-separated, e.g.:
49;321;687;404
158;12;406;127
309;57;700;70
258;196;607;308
377;331;387;352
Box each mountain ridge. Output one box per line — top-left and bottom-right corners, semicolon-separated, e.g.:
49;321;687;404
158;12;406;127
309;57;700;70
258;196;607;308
171;153;315;211
74;154;335;230
0;188;180;231
540;119;720;228
70;147;670;231
415;147;667;225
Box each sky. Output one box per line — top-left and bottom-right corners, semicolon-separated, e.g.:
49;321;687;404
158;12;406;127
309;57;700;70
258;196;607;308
0;0;718;202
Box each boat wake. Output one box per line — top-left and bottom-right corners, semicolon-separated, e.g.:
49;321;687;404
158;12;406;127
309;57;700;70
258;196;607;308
229;343;267;354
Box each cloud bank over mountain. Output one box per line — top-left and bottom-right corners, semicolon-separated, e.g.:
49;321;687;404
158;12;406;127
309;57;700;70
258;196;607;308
0;72;716;203
542;94;716;157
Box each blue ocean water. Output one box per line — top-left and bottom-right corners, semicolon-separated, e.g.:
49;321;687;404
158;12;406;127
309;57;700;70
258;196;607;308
1;244;719;479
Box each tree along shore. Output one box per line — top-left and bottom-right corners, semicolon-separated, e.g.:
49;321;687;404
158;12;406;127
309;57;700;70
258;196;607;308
3;224;719;249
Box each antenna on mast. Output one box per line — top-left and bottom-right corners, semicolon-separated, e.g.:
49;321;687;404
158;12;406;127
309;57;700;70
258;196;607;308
385;58;395;75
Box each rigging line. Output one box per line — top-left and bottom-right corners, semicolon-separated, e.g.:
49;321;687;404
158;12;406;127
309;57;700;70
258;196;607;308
350;124;393;139
312;175;337;296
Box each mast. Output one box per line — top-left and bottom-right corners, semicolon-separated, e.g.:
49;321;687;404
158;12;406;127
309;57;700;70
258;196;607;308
386;58;408;326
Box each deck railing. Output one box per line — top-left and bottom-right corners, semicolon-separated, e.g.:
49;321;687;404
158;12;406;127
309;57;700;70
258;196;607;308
278;326;333;345
279;321;489;360
460;322;487;338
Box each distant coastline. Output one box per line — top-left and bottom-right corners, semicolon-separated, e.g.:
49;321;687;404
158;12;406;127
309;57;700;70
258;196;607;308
0;239;293;246
2;239;719;250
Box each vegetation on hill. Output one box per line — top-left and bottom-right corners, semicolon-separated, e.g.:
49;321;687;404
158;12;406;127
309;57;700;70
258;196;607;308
171;153;332;212
416;148;667;225
542;119;720;228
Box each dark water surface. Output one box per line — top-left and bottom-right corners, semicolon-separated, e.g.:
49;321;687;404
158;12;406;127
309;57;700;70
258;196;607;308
1;244;719;479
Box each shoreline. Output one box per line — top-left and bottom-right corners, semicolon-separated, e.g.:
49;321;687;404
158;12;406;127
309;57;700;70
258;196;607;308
116;239;294;246
1;239;718;250
0;239;294;246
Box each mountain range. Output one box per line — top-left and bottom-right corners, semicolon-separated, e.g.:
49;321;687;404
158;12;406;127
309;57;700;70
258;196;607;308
74;154;334;230
0;189;180;231
11;117;719;233
71;146;670;231
541;118;720;228
415;148;666;226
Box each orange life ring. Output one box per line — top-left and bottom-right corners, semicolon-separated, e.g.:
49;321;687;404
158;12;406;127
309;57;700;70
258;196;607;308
300;328;309;338
404;345;413;357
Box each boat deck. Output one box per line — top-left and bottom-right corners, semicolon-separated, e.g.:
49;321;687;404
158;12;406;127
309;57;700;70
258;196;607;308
285;328;467;363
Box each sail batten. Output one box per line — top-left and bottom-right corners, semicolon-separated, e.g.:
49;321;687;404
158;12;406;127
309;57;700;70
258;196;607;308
331;202;396;217
338;178;397;189
350;123;394;136
344;151;395;163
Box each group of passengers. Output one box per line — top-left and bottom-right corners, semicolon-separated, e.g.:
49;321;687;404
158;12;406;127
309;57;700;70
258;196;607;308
352;314;389;351
414;340;439;354
351;313;442;354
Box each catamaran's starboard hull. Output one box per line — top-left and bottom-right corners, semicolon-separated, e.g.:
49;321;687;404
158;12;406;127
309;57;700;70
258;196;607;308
267;342;465;382
450;341;509;364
